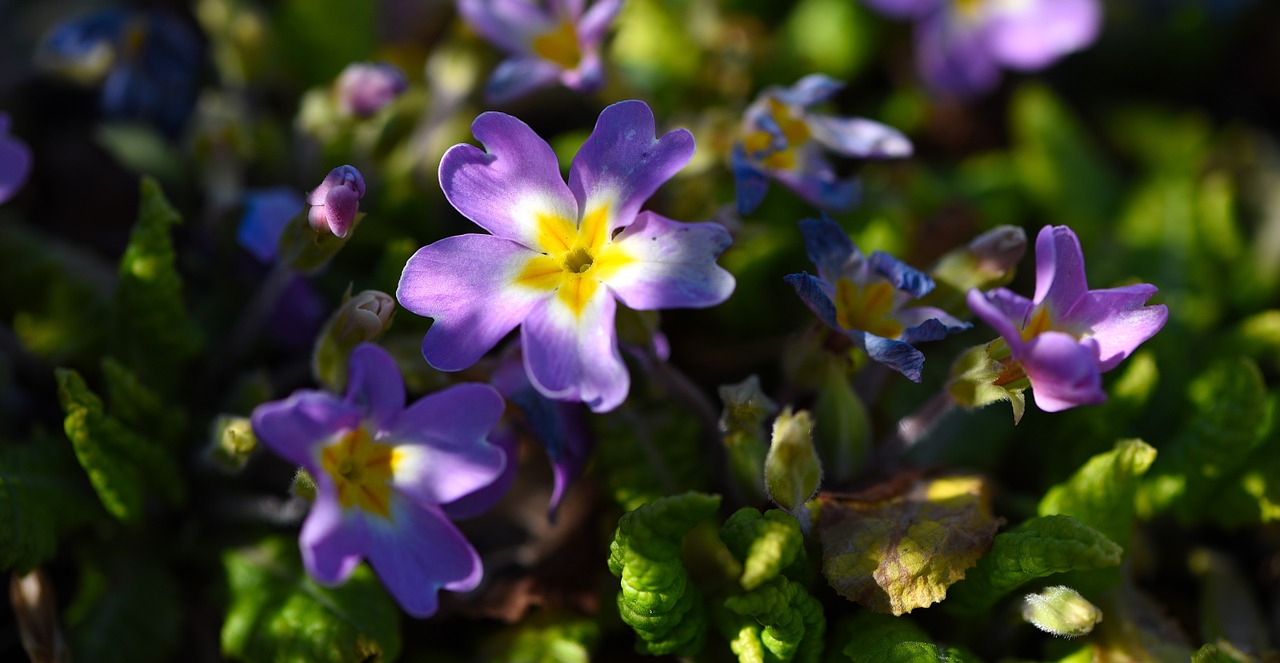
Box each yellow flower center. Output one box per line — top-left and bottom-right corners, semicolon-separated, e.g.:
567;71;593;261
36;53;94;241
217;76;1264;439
834;278;904;339
953;0;985;19
530;19;582;69
514;206;634;317
320;427;398;518
743;98;811;170
1020;306;1053;341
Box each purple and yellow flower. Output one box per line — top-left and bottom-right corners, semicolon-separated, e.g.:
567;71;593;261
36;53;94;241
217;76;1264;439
251;343;507;617
457;0;623;103
862;0;1102;96
397;100;735;413
307;165;366;238
334;62;409;118
966;225;1168;412
0;114;31;205
785;216;969;382
733;74;912;215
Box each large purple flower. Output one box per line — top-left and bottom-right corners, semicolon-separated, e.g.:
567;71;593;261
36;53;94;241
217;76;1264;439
398;100;735;413
785;216;969;381
0;114;31;204
863;0;1102;96
251;343;507;617
457;0;623;103
966;225;1168;412
733;74;912;215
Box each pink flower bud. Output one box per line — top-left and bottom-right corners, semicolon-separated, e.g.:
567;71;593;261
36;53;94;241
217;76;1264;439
306;165;365;238
335;62;408;117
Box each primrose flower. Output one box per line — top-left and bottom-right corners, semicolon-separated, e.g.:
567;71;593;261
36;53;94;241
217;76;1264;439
862;0;1102;96
966;225;1168;412
457;0;623;103
785;216;969;382
733;74;912;216
307;166;366;238
398;100;735;413
251;343;507;617
0;114;31;205
335;62;409;117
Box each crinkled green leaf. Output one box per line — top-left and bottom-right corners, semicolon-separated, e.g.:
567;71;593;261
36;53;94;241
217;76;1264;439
111;177;202;389
483;613;600;663
596;401;710;512
222;537;402;663
719;508;804;590
839;612;982;663
0;432;95;573
946;515;1121;614
66;546;182;663
609;492;720;656
1039;439;1157;547
56;368;185;522
723;577;824;663
818;474;1001;615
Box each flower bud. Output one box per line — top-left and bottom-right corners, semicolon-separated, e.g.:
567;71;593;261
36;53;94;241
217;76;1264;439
335;62;408;117
764;408;822;515
1021;586;1102;638
307;165;365;238
291;467;317;501
719;375;777;503
931;225;1028;310
312;289;396;391
207;415;258;473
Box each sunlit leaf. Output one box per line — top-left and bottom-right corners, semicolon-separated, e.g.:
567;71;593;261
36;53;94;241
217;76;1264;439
723;577;824;663
483;613;599;663
719;507;805;590
1039;439;1157;548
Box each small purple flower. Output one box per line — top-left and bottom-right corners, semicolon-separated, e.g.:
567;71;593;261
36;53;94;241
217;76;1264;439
785;216;969;382
457;0;623;103
0;114;31;205
397;100;735;413
307;165;366;238
862;0;1102;96
335;62;409;117
966;225;1168;412
237;187;304;262
251;343;507;617
733;74;912;216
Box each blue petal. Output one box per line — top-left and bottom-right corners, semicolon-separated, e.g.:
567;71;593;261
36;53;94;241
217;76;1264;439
732;145;771;215
900;317;972;346
870;250;935;299
862;334;926;382
798;215;859;279
485;56;561;104
774;73;843;108
237;188;304;262
784;271;840;330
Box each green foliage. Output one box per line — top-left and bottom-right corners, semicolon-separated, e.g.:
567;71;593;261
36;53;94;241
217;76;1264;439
273;0;374;87
608;491;721;656
946;515;1122;614
222;537;402;663
66;546;182;663
484;614;600;663
1039;439;1157;547
0;432;95;573
1191;644;1252;663
812;364;870;485
719;508;805;590
110;178;202;389
100;356;184;444
55;368;185;522
722;577;824;663
838;612;982;662
595;400;711;512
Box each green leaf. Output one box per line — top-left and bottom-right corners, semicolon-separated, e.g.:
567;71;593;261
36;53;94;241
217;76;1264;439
0;432;95;573
818;474;1001;615
719;508;805;591
222;537;402;663
1039;439;1157;547
1191;643;1252;663
273;0;374;87
839;612;982;663
609;492;720;657
484;613;599;663
812;364;870;485
111;177;201;389
1189;549;1271;659
595;400;711;512
66;546;182;663
946;516;1122;614
723;577;825;663
100;356;184;444
947;342;1027;424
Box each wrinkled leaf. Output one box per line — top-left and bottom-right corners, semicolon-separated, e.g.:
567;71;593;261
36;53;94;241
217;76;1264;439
723;577;824;663
719;508;805;590
482;613;600;663
819;473;1001;615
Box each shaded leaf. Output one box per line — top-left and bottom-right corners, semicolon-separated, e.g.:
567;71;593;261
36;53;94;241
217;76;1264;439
66;547;181;663
818;473;1001;615
1189;549;1271;660
595;399;710;512
0;433;95;573
100;356;184;445
839;612;982;662
1039;439;1157;547
483;613;599;663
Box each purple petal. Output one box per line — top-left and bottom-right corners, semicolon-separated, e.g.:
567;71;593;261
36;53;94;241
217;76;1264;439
236;187;303;263
0;116;31;205
604;212;735;310
457;0;554;53
770;73;844;108
390;383;507;506
365;498;483;617
344;344;406;432
568;100;695;235
250;391;363;468
870;251;935;299
1033;225;1088;317
916;11;1002;96
731;145;771;216
335;62;408;117
896;305;971;339
578;0;624;44
861;0;943;19
1020;331;1106;412
982;0;1102;71
1064;285;1168;372
806;114;913;159
441;426;519;520
785;272;840;330
522;287;628;413
967;287;1033;353
398;234;551;371
559;50;604;93
798;216;860;284
439;112;579;249
321;180;360;237
862;333;927;382
486;57;563;104
299;482;368;584
769;147;861;211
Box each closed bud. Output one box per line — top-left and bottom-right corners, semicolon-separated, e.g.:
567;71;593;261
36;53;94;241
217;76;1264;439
313;288;396;391
931;225;1028;312
291;467;317;502
207;415;257;473
1021;586;1102;638
307;165;365;238
335;62;408;118
764;408;822;516
719;375;778;503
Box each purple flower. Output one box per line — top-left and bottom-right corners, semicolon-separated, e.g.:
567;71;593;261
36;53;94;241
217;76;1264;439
0;114;31;205
237;187;305;262
733;74;912;215
457;0;623;103
307;165;366;238
251;343;507;617
966;225;1168;412
785;216;969;382
335;62;409;117
863;0;1102;96
397;100;735;413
